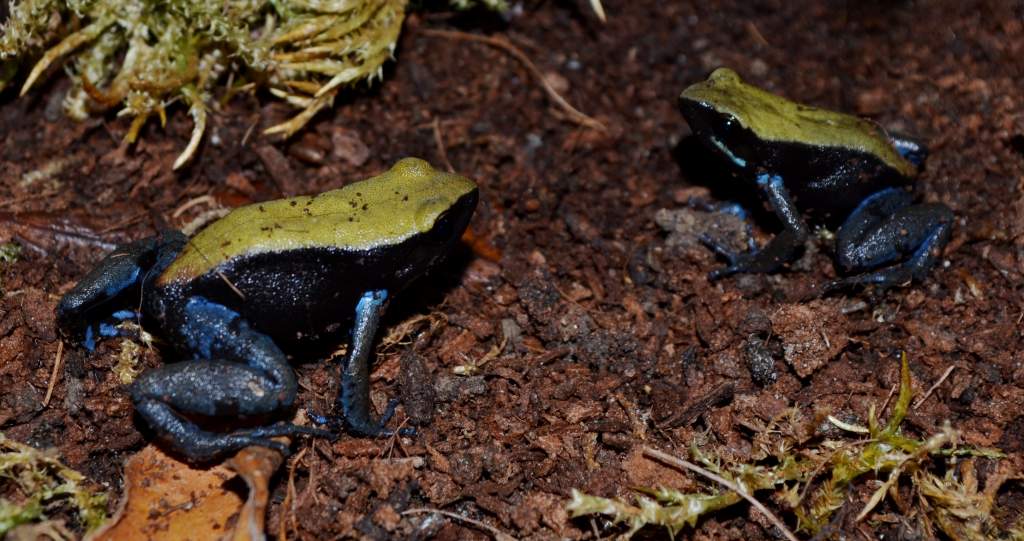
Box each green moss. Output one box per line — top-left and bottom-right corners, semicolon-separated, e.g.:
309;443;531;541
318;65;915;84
0;243;21;265
2;0;412;168
0;434;108;535
3;0;604;168
569;354;1018;539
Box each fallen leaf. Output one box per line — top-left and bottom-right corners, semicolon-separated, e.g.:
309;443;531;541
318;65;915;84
86;443;284;541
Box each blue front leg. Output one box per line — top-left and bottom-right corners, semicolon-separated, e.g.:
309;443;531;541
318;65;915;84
57;231;185;349
702;174;809;279
330;290;414;437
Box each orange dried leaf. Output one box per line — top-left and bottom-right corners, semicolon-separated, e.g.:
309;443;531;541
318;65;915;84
86;444;284;541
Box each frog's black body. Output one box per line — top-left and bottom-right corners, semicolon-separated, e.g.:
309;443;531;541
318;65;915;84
150;207;469;346
682;103;914;222
678;70;952;289
56;159;478;462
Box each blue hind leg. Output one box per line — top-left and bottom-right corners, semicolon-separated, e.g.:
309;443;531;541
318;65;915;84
130;297;330;462
824;188;953;291
309;290;415;437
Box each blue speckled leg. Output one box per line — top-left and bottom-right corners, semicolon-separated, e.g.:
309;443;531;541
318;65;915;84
57;232;186;349
316;290;414;437
824;188;953;292
702;174;809;279
130;297;329;462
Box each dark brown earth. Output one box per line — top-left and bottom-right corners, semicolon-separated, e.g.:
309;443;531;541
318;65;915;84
2;1;1023;539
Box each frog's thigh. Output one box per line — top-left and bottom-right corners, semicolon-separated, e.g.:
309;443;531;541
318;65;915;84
836;188;914;245
836;197;953;274
134;297;298;414
130;297;302;460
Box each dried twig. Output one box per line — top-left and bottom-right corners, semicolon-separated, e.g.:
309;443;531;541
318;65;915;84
403;508;517;541
44;341;64;406
432;117;455;173
421;29;605;131
913;365;956;409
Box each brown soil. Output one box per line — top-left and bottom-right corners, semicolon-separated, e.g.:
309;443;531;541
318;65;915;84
2;1;1023;539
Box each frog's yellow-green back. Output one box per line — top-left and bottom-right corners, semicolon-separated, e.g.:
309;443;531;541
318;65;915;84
158;158;477;284
680;68;916;177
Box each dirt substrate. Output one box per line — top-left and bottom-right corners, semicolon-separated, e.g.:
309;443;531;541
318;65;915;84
2;1;1023;539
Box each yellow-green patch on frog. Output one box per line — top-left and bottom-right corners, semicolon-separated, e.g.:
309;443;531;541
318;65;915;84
680;68;916;178
160;158;476;285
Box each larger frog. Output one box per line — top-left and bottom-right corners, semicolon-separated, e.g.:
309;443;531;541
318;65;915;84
57;158;478;461
678;68;953;290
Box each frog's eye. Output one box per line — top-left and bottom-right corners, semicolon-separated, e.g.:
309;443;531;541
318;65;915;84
716;115;738;136
428;208;458;243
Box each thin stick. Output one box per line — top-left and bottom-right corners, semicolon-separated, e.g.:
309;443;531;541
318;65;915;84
878;381;899;417
432;118;455;173
421;29;605;132
913;365;956;409
642;446;799;541
402;508;517;541
171;194;217;219
44;341;64;406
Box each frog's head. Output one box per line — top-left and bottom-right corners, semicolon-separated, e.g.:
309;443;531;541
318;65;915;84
677;68;764;169
680;68;919;177
378;158;479;277
389;158;478;250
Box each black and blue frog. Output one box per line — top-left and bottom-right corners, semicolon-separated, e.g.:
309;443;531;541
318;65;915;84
57;158;478;462
678;68;953;290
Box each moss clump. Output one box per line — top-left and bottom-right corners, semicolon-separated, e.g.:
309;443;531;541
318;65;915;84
0;434;108;535
0;0;466;168
0;243;21;265
569;353;1022;540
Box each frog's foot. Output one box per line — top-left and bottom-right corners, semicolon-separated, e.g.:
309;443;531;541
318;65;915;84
311;399;416;437
135;399;288;461
79;310;141;351
134;399;331;462
700;233;750;279
701;227;805;280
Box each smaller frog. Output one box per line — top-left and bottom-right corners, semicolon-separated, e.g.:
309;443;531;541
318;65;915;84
57;158;478;461
678;68;952;290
